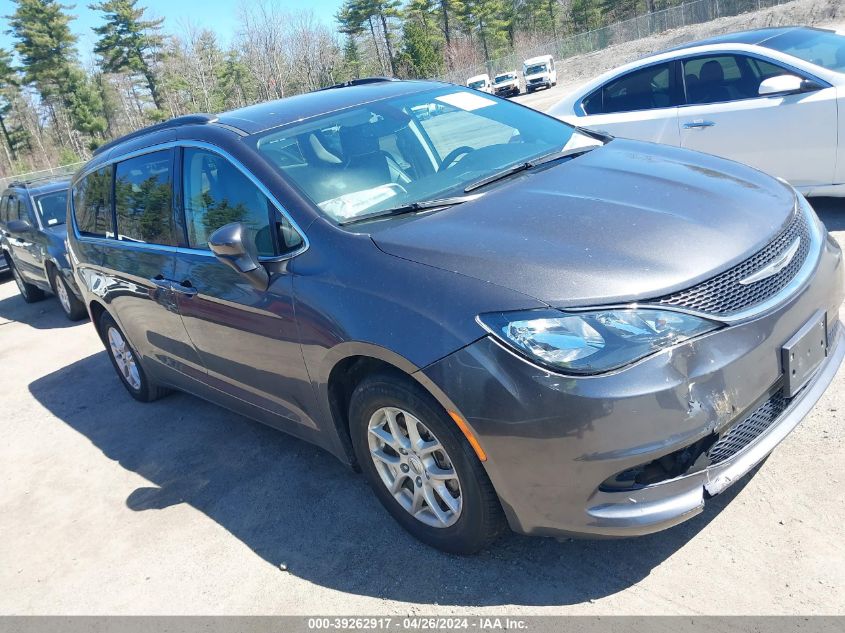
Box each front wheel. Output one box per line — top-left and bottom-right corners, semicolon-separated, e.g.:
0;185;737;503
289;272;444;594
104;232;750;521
350;372;506;554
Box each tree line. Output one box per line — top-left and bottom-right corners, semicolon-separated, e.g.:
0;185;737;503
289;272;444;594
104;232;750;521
0;0;687;177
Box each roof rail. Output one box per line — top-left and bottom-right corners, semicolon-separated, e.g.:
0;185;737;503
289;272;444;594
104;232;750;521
2;164;80;190
92;113;219;157
318;77;396;91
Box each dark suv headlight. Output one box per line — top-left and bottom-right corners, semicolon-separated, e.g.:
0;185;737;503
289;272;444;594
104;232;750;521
478;308;721;374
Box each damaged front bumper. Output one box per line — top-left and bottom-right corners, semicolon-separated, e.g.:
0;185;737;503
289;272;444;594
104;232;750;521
421;231;844;538
583;320;843;536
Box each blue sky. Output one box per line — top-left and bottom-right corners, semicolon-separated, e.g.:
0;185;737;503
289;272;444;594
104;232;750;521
0;0;346;63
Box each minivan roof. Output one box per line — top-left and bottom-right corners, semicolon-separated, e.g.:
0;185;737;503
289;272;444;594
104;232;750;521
91;79;449;160
524;55;553;64
217;79;442;134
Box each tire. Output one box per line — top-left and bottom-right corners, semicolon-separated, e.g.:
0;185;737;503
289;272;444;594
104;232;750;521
50;268;87;321
350;372;506;554
8;258;45;303
99;311;170;402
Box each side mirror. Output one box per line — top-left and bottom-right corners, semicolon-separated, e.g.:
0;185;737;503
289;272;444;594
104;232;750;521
208;222;269;291
758;74;821;96
7;219;33;234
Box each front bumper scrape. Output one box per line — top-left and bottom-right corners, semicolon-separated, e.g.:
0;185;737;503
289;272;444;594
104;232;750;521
584;320;844;536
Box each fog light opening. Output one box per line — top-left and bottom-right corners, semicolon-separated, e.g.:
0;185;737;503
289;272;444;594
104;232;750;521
600;434;718;492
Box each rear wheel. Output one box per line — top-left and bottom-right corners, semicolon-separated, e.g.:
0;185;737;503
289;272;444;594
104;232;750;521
9;259;45;303
50;268;87;321
350;372;506;554
99;312;170;402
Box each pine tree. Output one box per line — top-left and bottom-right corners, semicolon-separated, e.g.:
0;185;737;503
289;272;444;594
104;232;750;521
399;20;443;78
7;0;106;146
457;0;507;63
89;0;165;111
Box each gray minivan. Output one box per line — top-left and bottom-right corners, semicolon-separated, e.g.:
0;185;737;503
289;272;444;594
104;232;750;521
67;79;844;553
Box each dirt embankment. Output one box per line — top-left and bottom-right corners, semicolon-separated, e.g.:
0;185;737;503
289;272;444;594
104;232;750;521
558;0;845;89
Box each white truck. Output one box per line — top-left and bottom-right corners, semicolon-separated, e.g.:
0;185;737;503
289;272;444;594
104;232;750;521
492;71;521;97
522;55;557;93
466;73;492;93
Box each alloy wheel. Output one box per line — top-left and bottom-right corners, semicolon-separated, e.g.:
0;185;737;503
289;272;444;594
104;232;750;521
55;276;72;315
108;326;142;391
367;406;463;528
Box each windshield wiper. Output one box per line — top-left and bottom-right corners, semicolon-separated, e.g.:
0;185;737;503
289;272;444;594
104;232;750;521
339;194;480;226
463;145;600;193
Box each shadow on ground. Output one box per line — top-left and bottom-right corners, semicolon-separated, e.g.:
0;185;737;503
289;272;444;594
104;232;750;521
29;351;754;607
0;282;88;330
811;197;845;232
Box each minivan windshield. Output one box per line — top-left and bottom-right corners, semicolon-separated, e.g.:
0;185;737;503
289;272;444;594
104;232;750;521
762;28;845;73
34;190;68;227
525;64;548;75
468;80;487;89
254;86;590;223
494;74;516;83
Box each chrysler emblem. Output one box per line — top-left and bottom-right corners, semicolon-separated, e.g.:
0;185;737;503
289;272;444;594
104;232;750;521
739;237;801;285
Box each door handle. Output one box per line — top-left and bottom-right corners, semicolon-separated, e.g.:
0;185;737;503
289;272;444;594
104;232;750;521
171;280;198;297
150;275;171;291
149;276;198;297
683;120;716;129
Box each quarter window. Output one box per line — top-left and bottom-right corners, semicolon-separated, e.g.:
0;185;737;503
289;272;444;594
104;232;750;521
599;62;674;114
746;56;793;82
182;148;282;257
114;150;175;245
8;196;21;221
74;166;114;238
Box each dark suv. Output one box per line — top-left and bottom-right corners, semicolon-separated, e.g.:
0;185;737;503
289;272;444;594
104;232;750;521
1;177;87;320
68;79;843;554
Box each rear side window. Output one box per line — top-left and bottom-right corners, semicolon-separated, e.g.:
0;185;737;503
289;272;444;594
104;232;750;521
114;150;175;245
600;62;674;114
74;167;114;238
182;147;280;257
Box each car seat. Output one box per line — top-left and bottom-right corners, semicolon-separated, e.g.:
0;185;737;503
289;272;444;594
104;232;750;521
698;61;731;103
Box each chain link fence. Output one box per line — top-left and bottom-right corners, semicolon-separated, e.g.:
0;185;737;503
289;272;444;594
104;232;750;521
438;0;793;84
0;163;83;192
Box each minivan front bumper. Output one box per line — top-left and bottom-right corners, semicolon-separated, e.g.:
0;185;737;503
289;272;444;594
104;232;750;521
422;232;844;538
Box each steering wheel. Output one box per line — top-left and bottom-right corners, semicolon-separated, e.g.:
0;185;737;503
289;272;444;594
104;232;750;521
439;146;475;171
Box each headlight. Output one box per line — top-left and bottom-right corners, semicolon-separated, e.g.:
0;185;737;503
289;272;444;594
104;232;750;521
478;308;720;374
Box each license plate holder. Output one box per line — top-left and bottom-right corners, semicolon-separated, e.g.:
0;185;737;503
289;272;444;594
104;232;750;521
782;311;828;398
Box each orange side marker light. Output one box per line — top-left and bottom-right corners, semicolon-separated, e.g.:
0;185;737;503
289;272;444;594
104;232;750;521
448;410;487;462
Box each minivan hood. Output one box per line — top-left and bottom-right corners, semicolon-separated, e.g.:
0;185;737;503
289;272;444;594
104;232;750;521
370;139;797;308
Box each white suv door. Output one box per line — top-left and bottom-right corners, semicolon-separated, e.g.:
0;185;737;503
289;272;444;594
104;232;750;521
678;53;837;188
573;61;681;146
